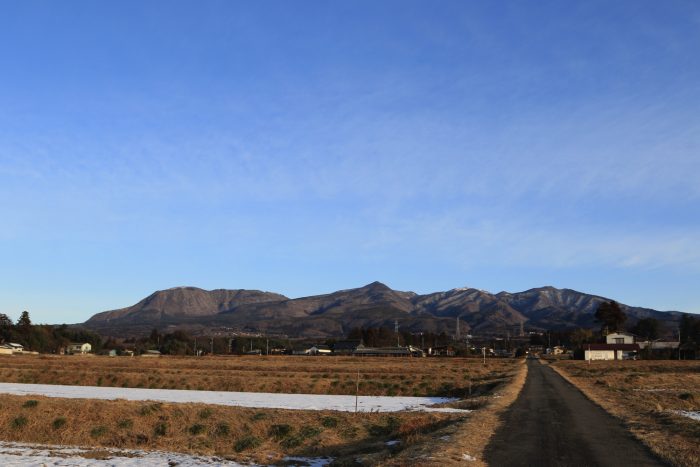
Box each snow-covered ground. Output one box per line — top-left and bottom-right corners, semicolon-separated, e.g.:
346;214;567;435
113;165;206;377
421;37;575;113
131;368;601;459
0;441;244;466
673;410;700;421
0;382;466;413
0;441;333;466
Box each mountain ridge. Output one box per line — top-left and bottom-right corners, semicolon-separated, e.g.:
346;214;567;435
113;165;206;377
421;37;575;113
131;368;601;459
84;282;686;338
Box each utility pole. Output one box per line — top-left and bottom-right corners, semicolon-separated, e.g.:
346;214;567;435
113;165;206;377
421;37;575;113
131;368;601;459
266;338;269;356
678;327;681;361
210;337;214;356
355;370;360;413
194;337;197;356
394;319;399;347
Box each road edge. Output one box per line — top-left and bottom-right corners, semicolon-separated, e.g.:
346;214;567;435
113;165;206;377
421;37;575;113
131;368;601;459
381;358;529;466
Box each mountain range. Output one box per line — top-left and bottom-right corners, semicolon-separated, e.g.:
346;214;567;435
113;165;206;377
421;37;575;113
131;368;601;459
83;282;686;338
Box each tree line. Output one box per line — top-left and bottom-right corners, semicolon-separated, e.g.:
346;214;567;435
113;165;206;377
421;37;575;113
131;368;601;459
0;311;103;353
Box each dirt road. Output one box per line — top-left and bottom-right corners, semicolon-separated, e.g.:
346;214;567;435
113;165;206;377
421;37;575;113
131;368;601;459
484;359;665;466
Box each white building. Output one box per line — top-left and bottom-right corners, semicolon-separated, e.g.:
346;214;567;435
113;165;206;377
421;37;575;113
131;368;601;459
585;343;639;361
605;332;635;344
68;342;92;354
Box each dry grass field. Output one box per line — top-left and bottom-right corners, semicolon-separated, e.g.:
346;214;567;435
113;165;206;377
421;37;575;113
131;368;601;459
0;355;525;465
550;360;700;467
0;354;517;398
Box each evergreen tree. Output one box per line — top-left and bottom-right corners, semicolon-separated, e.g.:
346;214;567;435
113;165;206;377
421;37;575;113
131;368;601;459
17;310;32;329
594;301;626;334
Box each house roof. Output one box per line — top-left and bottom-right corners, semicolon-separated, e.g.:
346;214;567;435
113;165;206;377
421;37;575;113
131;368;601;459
586;344;639;351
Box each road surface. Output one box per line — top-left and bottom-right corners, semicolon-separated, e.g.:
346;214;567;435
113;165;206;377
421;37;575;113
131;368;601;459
484;359;665;467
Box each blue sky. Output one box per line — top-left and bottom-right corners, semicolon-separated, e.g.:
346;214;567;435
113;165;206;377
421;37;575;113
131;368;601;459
1;0;699;323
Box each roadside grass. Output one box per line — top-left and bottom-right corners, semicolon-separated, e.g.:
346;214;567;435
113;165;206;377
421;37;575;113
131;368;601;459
551;360;700;467
0;355;517;398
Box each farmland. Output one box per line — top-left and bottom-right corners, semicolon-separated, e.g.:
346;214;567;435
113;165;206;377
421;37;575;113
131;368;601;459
0;355;525;465
0;354;516;397
550;360;700;467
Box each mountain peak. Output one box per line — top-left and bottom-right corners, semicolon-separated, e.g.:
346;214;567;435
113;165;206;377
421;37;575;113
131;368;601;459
361;281;391;291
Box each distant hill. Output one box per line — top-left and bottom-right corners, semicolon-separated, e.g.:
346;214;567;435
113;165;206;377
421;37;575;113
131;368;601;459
84;282;686;338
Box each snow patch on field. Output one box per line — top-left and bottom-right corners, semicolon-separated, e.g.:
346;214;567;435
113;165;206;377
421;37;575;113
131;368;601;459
282;456;333;466
673;410;700;421
0;442;335;466
0;441;243;466
0;382;464;413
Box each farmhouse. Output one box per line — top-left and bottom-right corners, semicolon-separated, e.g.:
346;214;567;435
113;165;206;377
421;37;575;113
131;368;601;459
0;343;25;354
584;343;639;361
67;342;92;354
605;332;635;344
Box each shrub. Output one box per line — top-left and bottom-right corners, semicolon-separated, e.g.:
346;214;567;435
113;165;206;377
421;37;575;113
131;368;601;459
321;416;338;428
269;424;293;439
117;419;133;429
52;417;67;430
340;426;357;439
679;393;694;401
281;436;302;448
299;425;322;438
139;403;163;416
90;426;108;438
234;435;261;452
154;422;168;437
251;412;267;421
188;424;206;435
213;422;230;436
198;408;213;419
22;400;39;408
12;416;28;429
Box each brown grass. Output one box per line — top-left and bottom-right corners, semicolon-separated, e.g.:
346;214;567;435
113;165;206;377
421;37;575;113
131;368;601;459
550;360;700;467
0;355;525;464
0;354;517;397
0;393;462;464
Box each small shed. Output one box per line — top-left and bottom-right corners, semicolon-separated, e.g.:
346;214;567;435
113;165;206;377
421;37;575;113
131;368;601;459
585;344;639;361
